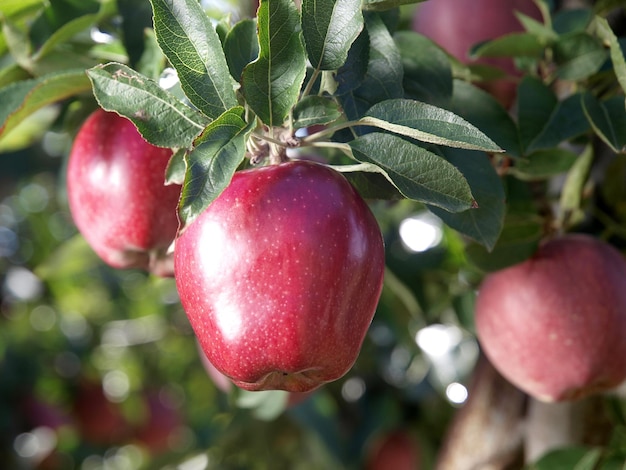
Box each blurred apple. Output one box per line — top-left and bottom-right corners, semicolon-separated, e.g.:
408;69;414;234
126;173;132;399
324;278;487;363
476;234;626;402
366;429;421;470
72;380;130;445
413;0;541;108
133;389;184;454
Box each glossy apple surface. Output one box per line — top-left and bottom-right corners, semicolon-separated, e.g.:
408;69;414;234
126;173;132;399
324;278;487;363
412;0;541;108
475;234;626;402
175;161;385;392
67;109;181;276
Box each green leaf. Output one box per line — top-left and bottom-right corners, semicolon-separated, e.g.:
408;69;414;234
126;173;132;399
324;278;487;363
335;27;369;96
553;32;608;80
292;95;341;129
527;93;590;152
223;19;259;82
559;144;593;223
512;147;579;180
179;107;255;227
0;0;44;19
339;165;404;200
552;8;593;35
301;0;363;71
472;32;544;59
87;63;210;149
242;0;307;127
349;132;474;212
165;148;187;185
594;16;626;99
394;31;453;106
515;11;557;41
361;98;502;152
465;214;543;272
429;149;505;250
33;13;99;60
0;70;91;140
447;80;521;157
362;0;424;11
517;76;558;153
150;0;238;120
528;446;602;470
338;13;403;121
582;93;626;153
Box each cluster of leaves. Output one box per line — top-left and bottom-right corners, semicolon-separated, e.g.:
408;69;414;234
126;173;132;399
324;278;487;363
2;0;626;260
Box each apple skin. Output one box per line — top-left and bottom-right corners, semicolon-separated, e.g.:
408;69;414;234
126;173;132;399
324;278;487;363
412;0;541;108
475;234;626;402
67;109;181;276
175;160;385;392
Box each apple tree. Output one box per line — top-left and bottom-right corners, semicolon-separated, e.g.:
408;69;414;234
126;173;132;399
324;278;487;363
2;0;626;468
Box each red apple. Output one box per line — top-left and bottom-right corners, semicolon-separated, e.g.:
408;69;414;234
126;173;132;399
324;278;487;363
412;0;542;108
366;429;421;470
67;109;181;276
72;380;130;445
475;234;626;402
196;339;314;405
175;160;385;392
133;389;184;454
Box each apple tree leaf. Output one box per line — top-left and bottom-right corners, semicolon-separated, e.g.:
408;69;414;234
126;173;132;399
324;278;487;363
150;0;238;120
553;32;608;81
362;0;425;11
429;149;504;250
87;63;210;149
582;93;626;154
465;213;543;272
223;19;259;82
526;93;590;152
241;0;306;127
471;32;545;59
394;31;453;106
559;144;593;222
517;76;558;153
447;80;521;157
349;132;474;212
338;12;403;121
0;0;45;19
360;98;502;152
594;16;626;98
178;106;255;228
0;69;91;141
511;148;579;181
529;446;602;470
301;0;363;71
292;95;342;129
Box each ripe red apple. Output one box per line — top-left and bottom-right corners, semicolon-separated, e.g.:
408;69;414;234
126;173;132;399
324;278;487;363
412;0;541;108
366;429;421;470
175;160;385;392
67;109;181;277
475;234;626;402
196;339;314;405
